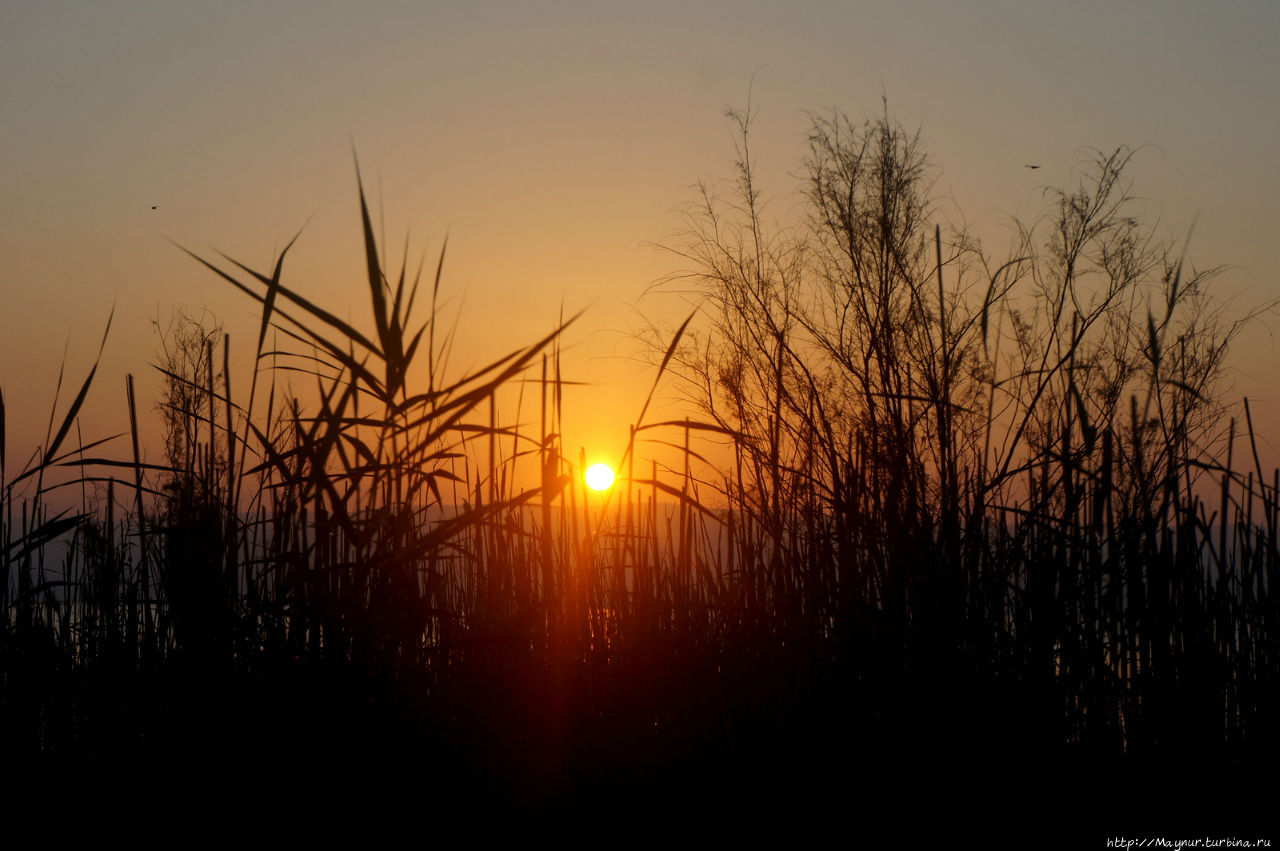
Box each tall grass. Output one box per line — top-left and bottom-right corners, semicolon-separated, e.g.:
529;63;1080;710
1;140;1276;826
650;108;1278;786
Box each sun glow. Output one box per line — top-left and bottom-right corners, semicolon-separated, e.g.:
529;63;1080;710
585;462;616;492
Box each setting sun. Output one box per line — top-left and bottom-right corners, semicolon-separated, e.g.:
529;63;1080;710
585;462;616;491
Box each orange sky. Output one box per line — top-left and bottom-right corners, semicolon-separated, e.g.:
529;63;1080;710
3;1;1279;488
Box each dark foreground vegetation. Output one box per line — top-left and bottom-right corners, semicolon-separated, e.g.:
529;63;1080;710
3;109;1277;836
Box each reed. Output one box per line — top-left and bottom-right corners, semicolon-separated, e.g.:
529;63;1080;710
1;135;1275;830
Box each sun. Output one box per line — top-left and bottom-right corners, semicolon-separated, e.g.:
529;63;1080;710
585;462;616;492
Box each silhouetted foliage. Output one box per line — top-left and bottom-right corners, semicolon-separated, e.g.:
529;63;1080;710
1;121;1276;834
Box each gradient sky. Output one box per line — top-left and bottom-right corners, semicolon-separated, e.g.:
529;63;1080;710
3;0;1279;479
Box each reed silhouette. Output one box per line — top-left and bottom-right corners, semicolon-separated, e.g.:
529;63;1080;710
1;118;1276;837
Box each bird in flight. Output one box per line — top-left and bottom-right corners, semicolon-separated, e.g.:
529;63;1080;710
1024;164;1040;170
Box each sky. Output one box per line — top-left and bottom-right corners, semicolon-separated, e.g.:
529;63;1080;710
3;0;1279;485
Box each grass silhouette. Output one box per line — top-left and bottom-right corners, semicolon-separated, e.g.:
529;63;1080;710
1;128;1276;837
